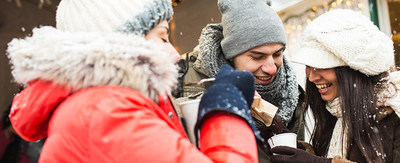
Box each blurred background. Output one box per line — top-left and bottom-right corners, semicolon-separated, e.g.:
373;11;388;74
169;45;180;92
0;0;399;138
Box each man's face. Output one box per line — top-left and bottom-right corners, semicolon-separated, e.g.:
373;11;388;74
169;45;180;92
232;43;285;85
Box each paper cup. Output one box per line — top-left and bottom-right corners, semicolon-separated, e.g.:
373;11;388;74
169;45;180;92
178;99;201;144
267;133;297;149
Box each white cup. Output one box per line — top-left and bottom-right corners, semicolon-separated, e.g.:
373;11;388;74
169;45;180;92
178;99;201;145
267;133;297;149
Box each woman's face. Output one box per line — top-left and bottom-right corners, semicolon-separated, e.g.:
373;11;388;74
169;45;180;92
145;20;180;63
305;66;339;101
232;43;285;85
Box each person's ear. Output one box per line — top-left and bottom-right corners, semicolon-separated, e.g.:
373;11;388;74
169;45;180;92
228;59;235;68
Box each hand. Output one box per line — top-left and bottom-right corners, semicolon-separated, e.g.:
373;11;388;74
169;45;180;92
270;114;291;134
260;114;291;141
270;146;332;163
198;64;255;113
211;64;255;108
195;65;262;142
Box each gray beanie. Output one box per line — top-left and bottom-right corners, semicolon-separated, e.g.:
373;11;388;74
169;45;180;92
218;0;286;59
56;0;173;36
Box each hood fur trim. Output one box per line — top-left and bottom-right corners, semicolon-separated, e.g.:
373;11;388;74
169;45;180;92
7;26;178;102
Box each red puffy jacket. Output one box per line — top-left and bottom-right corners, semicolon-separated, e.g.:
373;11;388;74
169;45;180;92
7;28;258;162
10;81;258;163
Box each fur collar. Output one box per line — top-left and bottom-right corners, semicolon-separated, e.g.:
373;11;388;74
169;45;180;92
7;26;178;102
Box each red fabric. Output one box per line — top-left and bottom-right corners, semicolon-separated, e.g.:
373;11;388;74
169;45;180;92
10;80;258;163
158;95;187;137
10;80;72;141
200;113;258;163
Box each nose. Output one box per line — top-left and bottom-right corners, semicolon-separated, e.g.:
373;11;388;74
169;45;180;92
306;67;320;82
260;56;277;75
164;43;180;63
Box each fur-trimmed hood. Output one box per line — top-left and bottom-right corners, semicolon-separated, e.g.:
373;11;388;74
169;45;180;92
7;26;178;102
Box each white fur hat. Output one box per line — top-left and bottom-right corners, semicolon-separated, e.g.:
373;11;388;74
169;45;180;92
292;9;394;76
56;0;173;36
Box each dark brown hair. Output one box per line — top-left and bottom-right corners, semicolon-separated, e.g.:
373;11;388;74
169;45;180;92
305;66;387;162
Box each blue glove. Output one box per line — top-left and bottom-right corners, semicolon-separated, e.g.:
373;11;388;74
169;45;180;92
194;65;263;144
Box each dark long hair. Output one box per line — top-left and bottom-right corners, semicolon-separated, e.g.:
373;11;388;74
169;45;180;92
305;66;386;162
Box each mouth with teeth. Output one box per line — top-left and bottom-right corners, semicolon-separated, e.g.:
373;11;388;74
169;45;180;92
315;83;333;94
255;75;273;84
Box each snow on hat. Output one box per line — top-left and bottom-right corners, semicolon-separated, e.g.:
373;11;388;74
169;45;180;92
56;0;173;36
292;9;394;76
218;0;287;59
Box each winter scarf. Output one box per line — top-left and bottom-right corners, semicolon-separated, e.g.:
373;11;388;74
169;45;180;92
326;97;348;158
255;57;299;123
196;23;299;123
326;71;400;158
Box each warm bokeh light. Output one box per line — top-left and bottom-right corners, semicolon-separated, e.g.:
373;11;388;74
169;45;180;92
346;0;353;6
312;6;317;11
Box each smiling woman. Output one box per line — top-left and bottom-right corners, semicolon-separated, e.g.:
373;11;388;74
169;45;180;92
271;9;400;163
305;67;338;101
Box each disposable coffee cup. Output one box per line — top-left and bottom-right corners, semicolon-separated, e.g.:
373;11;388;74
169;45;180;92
178;99;201;145
267;133;297;149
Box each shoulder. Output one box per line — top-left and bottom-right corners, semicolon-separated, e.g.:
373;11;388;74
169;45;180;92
178;48;211;98
67;86;159;112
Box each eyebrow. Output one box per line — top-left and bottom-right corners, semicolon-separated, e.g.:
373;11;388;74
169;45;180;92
249;46;285;55
159;26;170;34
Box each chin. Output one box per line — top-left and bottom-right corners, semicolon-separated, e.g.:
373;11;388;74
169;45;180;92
321;96;335;102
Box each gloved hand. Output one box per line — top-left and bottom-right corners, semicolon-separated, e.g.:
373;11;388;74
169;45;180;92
270;146;332;163
260;114;291;141
195;65;263;142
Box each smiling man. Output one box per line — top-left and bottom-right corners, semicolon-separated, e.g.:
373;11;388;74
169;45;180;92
232;44;285;85
173;0;305;162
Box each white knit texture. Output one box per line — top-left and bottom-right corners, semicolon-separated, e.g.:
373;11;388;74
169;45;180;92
377;71;400;117
326;97;348;158
56;0;149;32
293;9;394;76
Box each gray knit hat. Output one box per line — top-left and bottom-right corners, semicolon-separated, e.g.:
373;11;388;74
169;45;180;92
56;0;173;36
218;0;286;59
